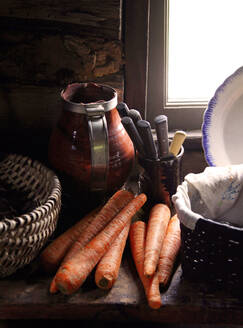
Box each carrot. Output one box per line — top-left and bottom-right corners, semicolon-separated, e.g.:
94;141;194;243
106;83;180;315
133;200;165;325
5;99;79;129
95;220;131;290
144;203;171;278
61;189;134;264
40;206;101;273
49;277;58;294
129;220;162;309
54;193;147;295
157;214;181;286
49;189;134;293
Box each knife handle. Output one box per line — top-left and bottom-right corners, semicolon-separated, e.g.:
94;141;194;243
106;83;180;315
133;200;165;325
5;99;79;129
154;115;169;159
117;102;130;118
128;109;142;124
121;116;145;156
169;130;187;156
137;120;158;160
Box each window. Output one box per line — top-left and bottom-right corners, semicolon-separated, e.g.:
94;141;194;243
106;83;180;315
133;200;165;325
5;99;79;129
124;0;243;132
168;0;243;103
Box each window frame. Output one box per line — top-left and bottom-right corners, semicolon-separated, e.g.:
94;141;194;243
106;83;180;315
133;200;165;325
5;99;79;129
124;0;206;132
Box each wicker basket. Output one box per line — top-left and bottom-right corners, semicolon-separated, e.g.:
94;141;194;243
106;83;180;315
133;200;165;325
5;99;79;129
172;166;243;293
180;219;243;291
0;153;62;278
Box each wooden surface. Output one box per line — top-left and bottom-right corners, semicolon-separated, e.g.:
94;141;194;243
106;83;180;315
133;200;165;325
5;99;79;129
0;0;122;39
1;253;243;325
0;0;123;96
124;0;149;120
0;148;241;325
1;149;235;325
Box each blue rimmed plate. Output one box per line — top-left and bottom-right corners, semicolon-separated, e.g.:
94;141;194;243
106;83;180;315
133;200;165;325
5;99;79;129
202;66;243;166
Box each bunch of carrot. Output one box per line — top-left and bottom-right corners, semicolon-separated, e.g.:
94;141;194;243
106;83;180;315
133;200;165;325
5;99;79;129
129;204;181;309
39;189;181;310
39;189;147;295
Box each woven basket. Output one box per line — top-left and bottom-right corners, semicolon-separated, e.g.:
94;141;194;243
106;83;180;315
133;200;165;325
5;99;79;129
172;166;243;294
0;153;62;278
180;219;243;291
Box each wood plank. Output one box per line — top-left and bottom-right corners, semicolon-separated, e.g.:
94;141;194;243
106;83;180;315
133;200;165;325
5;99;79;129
1;255;243;324
146;0;166;127
0;0;122;39
124;0;149;119
0;31;123;85
0;144;239;325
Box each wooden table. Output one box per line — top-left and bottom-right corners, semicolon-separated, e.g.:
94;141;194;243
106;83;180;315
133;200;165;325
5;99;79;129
1;150;241;325
1;252;243;325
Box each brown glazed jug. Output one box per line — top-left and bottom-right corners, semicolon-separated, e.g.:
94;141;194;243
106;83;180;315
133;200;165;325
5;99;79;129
48;82;134;200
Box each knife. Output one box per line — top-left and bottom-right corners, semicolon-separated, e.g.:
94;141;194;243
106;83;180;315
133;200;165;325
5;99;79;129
169;130;187;157
137;120;158;160
128;109;142;125
121;116;145;157
154;115;169;159
117;102;130;118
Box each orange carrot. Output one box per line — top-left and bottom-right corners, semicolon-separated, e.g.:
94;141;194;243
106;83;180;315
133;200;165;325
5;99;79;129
61;189;134;264
49;277;58;294
95;220;131;290
49;189;134;293
40;206;101;273
54;193;147;295
144;203;171;278
157;214;181;286
129;220;162;309
146;272;161;309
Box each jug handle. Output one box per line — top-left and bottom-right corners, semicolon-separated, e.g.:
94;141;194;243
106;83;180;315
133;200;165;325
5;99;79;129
86;106;109;192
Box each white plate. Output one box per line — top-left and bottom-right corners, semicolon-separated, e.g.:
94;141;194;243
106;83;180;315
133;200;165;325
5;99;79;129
202;66;243;166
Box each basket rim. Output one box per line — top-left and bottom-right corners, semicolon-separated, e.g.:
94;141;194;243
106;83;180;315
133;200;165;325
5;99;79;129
0;154;62;233
180;215;243;232
0;219;57;249
172;180;243;232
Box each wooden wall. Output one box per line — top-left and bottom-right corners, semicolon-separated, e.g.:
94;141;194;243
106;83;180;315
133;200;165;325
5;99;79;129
0;0;124;160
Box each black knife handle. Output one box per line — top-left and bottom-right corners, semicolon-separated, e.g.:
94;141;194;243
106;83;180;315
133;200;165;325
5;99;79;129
154;115;169;159
117;102;130;118
128;109;142;124
137;120;158;160
121;116;145;156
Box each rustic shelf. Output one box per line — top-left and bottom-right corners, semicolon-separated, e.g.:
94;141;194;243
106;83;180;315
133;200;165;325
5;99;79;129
0;147;236;325
1;252;243;325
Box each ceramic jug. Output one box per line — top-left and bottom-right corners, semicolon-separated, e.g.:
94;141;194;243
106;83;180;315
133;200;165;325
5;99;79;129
48;82;134;197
